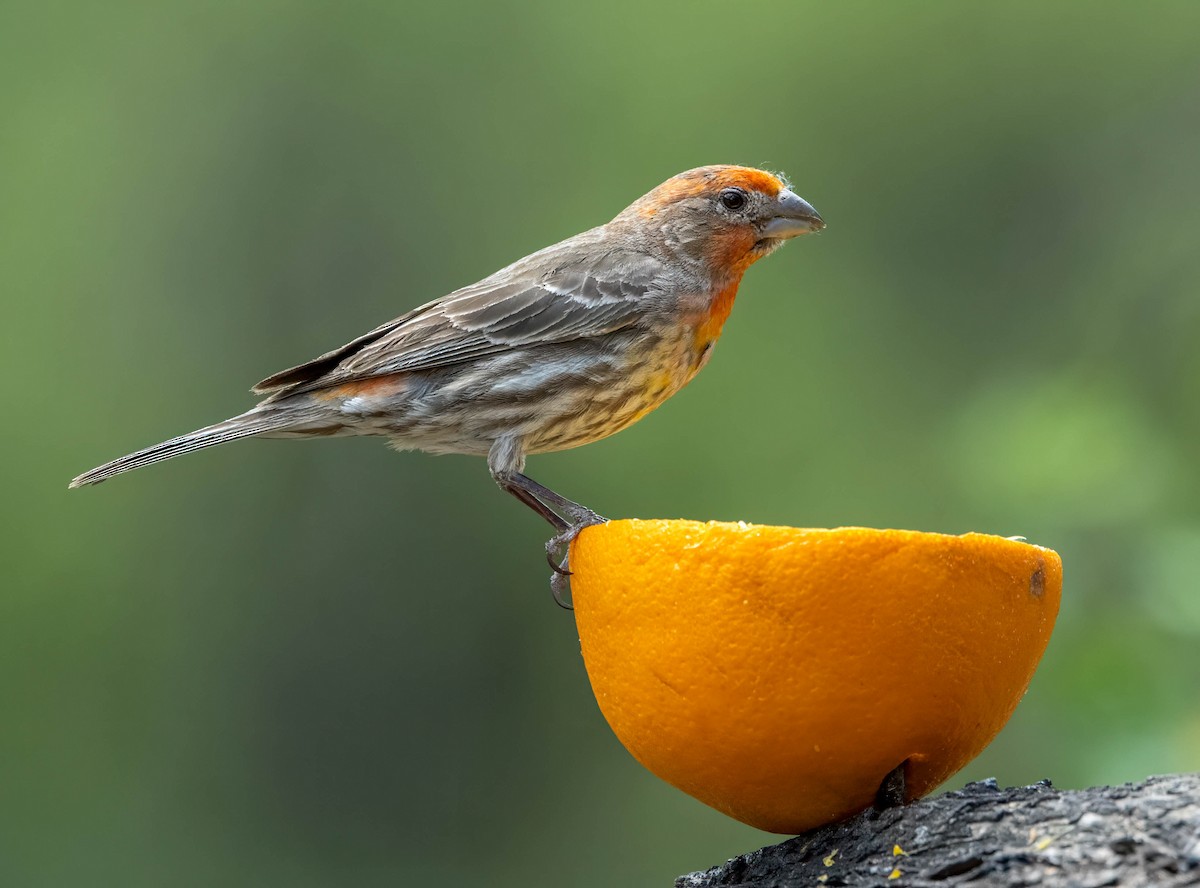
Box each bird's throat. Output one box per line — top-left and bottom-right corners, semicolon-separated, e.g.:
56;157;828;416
695;279;742;349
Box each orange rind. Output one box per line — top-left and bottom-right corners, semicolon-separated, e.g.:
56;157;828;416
570;520;1062;834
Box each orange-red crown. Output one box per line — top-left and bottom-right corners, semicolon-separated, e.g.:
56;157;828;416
629;166;787;217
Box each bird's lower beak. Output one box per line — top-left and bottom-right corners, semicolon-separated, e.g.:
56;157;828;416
761;189;825;239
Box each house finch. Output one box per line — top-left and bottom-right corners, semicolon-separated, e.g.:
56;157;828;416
71;165;824;601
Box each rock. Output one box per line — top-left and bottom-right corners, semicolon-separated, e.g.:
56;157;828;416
678;774;1200;888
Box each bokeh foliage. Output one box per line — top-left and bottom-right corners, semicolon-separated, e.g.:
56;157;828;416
3;2;1199;885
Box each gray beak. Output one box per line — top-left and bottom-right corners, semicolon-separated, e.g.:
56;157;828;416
761;189;825;239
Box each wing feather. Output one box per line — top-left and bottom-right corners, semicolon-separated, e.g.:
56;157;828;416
254;245;664;398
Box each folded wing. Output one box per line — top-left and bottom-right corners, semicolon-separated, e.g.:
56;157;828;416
254;247;665;399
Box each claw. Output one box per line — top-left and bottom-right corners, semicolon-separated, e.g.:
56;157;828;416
546;551;571;575
551;571;573;609
546;538;572;576
543;513;607;607
546;514;606;553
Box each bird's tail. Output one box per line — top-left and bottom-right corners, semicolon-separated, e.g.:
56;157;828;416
69;408;300;488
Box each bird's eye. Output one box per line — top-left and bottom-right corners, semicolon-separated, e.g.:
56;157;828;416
719;188;747;211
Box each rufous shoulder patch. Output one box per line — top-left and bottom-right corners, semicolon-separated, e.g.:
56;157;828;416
314;373;409;402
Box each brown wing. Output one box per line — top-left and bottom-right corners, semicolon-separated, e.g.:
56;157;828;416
253;245;665;398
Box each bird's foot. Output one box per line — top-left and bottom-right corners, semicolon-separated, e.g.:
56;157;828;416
544;510;607;609
544;508;607;573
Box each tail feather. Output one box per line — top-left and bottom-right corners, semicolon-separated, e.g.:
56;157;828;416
69;409;296;488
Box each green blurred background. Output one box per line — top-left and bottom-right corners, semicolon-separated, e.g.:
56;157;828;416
4;1;1199;884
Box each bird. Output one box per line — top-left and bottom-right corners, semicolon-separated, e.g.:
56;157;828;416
70;165;824;601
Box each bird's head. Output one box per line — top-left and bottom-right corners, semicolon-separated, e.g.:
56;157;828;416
616;165;824;277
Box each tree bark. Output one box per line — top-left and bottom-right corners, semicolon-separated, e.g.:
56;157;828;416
677;774;1200;887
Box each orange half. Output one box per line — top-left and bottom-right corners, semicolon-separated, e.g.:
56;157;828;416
570;520;1062;834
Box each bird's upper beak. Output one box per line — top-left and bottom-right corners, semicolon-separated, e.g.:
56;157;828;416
760;189;825;239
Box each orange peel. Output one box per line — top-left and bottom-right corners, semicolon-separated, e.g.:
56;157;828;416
570;520;1062;834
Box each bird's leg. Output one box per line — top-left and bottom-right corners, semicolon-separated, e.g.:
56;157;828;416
506;472;607;535
488;439;606;607
498;471;607;570
494;472;570;535
494;472;605;608
523;473;606;573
